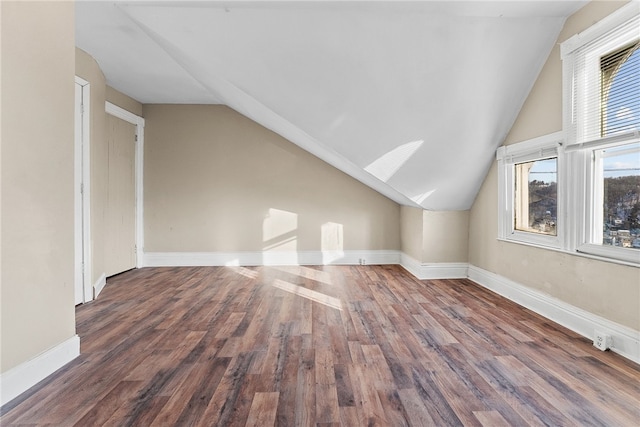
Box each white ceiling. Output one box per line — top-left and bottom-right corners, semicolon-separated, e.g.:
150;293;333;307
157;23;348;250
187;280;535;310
76;1;587;210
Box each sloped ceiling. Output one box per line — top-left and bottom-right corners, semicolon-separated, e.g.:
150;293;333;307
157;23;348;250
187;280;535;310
76;1;586;210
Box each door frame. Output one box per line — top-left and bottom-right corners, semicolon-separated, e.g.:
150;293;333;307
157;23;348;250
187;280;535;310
75;77;92;303
105;101;145;268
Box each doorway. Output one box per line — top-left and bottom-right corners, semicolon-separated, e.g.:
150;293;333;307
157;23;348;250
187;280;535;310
104;102;145;279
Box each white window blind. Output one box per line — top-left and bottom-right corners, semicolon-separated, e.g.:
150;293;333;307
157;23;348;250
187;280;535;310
502;146;558;165
562;6;640;148
497;132;561;165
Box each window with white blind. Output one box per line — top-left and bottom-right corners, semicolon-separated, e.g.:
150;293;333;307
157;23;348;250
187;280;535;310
497;4;639;266
561;3;640;264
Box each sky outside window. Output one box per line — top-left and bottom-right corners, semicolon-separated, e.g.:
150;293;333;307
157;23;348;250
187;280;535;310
603;46;639;178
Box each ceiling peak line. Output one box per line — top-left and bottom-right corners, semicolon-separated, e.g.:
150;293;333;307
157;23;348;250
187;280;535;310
77;1;585;210
115;3;421;208
114;3;221;101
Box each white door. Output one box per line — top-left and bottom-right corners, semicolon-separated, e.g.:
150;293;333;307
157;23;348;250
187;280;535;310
105;114;137;277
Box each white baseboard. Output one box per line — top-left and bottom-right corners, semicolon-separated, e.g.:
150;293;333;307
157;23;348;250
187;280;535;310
143;250;401;267
468;264;640;364
399;254;469;280
93;272;106;298
0;335;80;407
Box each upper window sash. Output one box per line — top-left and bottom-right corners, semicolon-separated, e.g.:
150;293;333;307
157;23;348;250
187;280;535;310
562;3;640;148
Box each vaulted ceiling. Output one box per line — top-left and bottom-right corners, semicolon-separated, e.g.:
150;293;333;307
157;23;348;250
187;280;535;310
76;1;586;210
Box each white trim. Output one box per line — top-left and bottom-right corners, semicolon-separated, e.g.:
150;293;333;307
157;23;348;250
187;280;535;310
0;335;80;406
143;250;400;267
143;250;468;279
563;130;640;153
560;2;640;58
81;82;92;302
75;77;92;303
399;253;423;278
135;122;144;268
105;102;145;269
496;131;563;164
468;264;640;364
93;272;107;298
74;81;83;305
105;101;145;128
577;243;640;265
399;253;469;280
496;237;640;269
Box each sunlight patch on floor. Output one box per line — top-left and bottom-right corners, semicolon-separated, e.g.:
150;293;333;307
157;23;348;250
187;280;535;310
271;278;342;311
273;265;333;286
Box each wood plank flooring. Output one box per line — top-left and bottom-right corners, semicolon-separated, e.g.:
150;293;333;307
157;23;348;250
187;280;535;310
1;265;639;426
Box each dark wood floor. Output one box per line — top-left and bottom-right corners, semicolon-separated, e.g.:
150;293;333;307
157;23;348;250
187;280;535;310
1;265;639;426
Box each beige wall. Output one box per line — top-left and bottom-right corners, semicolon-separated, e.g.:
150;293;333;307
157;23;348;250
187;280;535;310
76;49;142;284
401;207;469;263
423;210;469;263
400;206;423;260
106;86;143;117
469;1;640;331
1;1;76;372
143;105;400;253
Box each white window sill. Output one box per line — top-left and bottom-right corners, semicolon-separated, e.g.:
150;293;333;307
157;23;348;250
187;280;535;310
497;237;640;269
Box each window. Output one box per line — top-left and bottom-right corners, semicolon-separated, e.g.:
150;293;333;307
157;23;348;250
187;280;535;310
496;4;639;265
562;3;639;264
514;158;558;236
601;42;639;137
497;132;562;249
594;44;640;252
599;143;640;249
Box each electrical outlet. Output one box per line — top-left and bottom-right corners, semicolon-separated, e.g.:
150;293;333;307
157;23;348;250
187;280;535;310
358;258;366;265
593;331;612;351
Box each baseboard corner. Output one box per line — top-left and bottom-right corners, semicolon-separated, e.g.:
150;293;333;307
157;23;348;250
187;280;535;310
93;273;107;298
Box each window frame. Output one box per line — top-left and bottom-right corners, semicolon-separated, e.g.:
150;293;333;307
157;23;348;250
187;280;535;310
569;139;640;264
497;132;564;250
561;3;640;265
